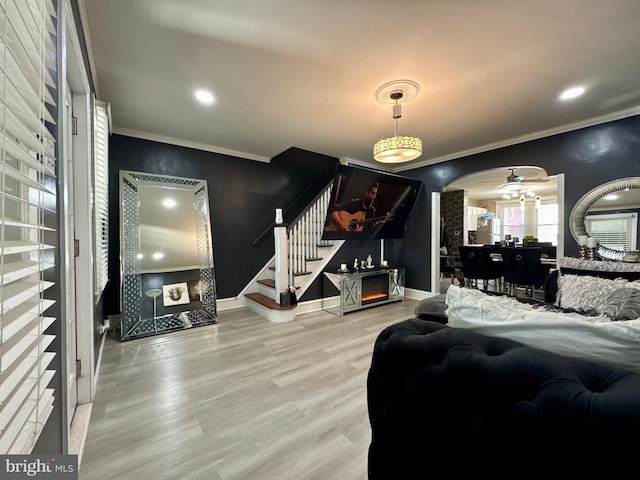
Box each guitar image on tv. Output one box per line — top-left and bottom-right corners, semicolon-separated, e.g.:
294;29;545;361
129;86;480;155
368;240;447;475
325;211;395;232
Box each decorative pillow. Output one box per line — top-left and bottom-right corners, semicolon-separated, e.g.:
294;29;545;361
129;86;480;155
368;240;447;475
602;288;640;321
560;267;640;282
560;257;640;273
415;294;448;318
557;274;633;314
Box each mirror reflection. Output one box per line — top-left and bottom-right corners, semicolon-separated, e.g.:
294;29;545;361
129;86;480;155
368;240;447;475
570;177;640;260
120;171;217;341
138;185;199;272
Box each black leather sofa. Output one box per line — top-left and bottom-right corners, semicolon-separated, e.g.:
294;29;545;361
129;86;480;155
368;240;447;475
367;319;640;479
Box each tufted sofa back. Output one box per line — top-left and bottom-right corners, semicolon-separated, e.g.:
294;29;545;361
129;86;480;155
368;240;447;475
367;319;640;479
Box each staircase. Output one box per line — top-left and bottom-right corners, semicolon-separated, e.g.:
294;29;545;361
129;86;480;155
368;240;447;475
244;185;344;322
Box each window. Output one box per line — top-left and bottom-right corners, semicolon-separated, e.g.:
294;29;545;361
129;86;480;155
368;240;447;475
536;202;558;244
501;204;525;240
499;200;558;243
585;212;638;251
93;100;110;295
0;0;58;453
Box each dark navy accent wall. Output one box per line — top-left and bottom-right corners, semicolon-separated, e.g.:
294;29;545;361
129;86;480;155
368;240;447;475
105;136;338;316
400;114;640;292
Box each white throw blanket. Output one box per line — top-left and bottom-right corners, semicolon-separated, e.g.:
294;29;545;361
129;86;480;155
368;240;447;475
445;286;640;372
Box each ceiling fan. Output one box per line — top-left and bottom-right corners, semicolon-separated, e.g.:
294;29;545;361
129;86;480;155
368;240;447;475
488;168;550;190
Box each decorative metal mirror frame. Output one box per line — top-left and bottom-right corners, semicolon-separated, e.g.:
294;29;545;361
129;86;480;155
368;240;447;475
119;170;216;340
569;176;640;260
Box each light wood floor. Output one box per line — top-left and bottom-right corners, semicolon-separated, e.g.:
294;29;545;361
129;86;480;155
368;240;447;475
79;299;420;480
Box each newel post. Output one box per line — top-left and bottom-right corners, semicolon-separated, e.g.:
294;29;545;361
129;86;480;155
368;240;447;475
274;223;289;304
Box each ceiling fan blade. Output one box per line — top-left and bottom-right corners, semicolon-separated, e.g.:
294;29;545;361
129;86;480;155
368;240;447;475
519;178;550;183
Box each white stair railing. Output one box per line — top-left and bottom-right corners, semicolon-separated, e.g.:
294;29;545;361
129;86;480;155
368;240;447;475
281;185;334;292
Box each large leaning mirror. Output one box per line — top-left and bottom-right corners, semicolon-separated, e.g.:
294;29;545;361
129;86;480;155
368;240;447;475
120;170;217;341
570;177;640;261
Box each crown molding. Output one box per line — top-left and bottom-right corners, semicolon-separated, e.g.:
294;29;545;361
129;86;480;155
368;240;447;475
113;127;272;163
396;107;640;172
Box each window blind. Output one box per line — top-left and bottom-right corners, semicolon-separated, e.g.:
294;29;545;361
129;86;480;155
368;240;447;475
93;99;109;295
585;213;638;252
0;0;58;453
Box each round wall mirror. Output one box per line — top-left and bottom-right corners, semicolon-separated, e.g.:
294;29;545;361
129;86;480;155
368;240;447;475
569;177;640;260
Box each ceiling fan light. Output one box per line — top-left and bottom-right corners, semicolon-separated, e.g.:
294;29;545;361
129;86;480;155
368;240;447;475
502;182;522;190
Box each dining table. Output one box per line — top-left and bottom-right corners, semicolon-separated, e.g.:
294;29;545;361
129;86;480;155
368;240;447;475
441;253;557;291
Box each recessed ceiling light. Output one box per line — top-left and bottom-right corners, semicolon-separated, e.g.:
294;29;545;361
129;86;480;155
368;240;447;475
163;198;177;208
195;89;214;105
559;86;585;100
153;252;165;260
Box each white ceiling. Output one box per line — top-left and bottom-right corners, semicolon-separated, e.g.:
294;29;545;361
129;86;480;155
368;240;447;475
445;166;557;201
80;0;640;170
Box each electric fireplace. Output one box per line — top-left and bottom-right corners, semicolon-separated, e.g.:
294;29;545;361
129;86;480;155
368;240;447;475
322;268;405;316
361;274;389;305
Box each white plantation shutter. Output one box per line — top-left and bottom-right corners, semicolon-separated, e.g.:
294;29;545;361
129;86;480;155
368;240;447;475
0;0;58;453
93;99;109;295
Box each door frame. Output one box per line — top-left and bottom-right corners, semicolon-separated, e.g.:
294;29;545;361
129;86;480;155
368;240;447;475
59;0;95;454
430;172;565;294
62;80;78;435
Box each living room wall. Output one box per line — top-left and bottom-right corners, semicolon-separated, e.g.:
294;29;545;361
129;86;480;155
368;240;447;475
105;136;339;316
400;114;640;292
106;114;640;313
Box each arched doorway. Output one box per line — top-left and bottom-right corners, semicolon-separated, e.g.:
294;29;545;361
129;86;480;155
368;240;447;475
431;166;564;294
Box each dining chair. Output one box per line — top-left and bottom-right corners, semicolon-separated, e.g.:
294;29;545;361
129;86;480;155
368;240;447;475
500;247;552;298
458;246;503;291
439;256;458;286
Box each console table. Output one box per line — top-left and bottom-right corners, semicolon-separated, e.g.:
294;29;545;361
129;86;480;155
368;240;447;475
322;268;404;316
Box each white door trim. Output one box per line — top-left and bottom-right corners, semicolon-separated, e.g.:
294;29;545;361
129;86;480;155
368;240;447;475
430;171;565;294
60;0;95;457
431;192;441;294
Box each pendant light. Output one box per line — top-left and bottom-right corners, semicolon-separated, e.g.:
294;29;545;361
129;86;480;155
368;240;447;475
373;88;422;163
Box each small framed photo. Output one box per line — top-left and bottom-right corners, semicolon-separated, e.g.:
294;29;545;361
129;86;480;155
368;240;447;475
162;282;190;306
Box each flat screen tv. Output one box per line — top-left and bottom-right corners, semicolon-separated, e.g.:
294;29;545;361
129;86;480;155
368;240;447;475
321;164;423;240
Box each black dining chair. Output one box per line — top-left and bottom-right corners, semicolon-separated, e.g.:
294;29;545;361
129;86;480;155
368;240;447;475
500;247;552;298
458;246;503;292
439;256;457;288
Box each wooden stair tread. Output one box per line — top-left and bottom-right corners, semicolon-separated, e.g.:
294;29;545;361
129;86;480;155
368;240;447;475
245;292;296;310
257;278;275;288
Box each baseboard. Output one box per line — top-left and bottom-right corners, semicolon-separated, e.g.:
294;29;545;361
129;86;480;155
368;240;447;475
69;403;92;464
72;326;108;465
216;296;246;311
404;288;432;300
291;298;324;314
